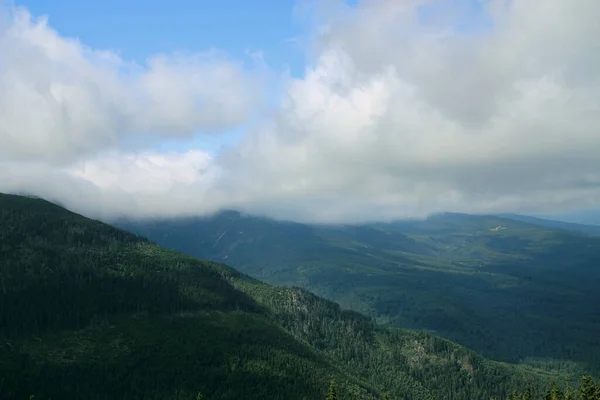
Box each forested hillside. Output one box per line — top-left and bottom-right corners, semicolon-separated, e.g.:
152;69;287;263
119;211;600;375
510;375;600;399
0;194;375;399
232;279;557;399
0;193;574;399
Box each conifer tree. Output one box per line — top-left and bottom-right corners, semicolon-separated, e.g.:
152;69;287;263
327;379;338;400
523;382;534;400
507;390;519;400
580;374;599;400
564;375;574;400
545;381;563;400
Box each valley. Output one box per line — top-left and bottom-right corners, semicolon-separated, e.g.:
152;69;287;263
120;211;600;375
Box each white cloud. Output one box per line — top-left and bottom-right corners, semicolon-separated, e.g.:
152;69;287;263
2;1;600;224
0;6;262;165
0;150;226;220
213;0;600;222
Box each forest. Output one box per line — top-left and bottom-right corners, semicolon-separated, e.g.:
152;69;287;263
119;211;600;375
1;193;598;399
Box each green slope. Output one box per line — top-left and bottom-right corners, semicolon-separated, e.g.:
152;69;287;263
232;279;558;400
0;193;560;399
119;211;600;374
0;194;376;400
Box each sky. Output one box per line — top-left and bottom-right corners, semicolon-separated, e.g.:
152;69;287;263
1;0;599;224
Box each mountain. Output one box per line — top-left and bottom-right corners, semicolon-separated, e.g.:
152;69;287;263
1;195;369;399
0;193;560;399
498;214;600;237
119;211;600;376
535;210;600;227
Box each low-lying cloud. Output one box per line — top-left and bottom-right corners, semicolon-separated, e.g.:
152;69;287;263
2;1;600;224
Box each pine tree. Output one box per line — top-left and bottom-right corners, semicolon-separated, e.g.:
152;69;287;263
580;375;599;400
545;381;563;400
327;379;338;400
523;382;534;400
506;391;519;400
564;375;574;400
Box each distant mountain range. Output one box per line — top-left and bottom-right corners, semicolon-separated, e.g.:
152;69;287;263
498;213;600;237
120;210;600;377
534;210;600;227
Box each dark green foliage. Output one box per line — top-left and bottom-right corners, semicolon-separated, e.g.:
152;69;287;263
327;380;338;400
0;194;581;399
233;279;556;400
508;374;600;400
0;194;376;400
1;312;368;399
579;375;600;400
119;211;600;374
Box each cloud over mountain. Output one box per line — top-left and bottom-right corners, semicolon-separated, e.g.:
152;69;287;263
2;1;600;223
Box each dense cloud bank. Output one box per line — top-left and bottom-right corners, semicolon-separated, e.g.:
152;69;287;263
2;1;599;223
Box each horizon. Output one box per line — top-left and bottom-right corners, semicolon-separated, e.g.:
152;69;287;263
1;0;599;224
5;190;600;229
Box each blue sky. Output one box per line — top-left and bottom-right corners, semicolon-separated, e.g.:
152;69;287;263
15;0;306;71
12;0;493;62
13;0;311;154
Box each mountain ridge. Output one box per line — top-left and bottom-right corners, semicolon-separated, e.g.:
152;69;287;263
497;213;600;237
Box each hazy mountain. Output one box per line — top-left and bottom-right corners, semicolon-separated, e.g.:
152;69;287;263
498;213;600;237
538;212;600;227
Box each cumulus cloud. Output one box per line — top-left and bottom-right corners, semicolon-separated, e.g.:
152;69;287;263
214;0;600;222
0;6;262;165
2;0;600;223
